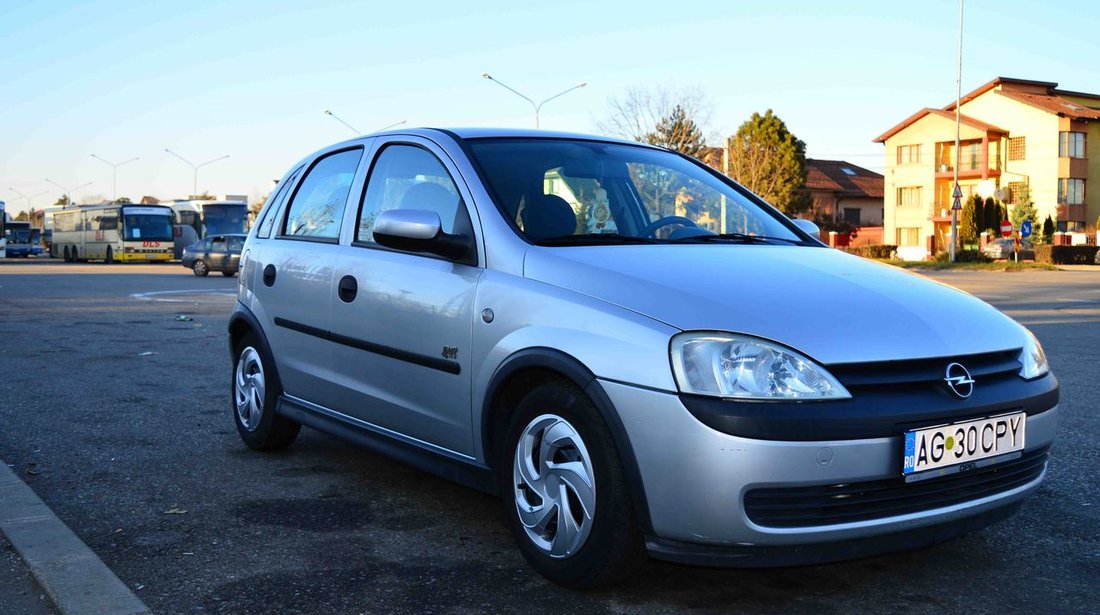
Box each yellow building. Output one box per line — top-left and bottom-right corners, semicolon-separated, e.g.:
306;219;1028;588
875;77;1100;259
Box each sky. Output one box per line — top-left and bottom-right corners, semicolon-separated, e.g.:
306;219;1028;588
3;0;1099;214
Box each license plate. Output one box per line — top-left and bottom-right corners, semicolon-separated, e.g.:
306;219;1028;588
903;412;1026;476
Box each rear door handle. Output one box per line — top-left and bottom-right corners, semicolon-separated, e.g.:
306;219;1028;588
338;275;358;303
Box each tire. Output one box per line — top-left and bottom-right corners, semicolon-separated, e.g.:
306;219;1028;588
232;332;300;451
62;246;70;262
70;245;80;262
105;246;114;264
499;378;646;588
192;260;209;276
221;270;235;277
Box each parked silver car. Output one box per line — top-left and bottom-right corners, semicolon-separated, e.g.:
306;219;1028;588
983;237;1035;260
228;128;1058;587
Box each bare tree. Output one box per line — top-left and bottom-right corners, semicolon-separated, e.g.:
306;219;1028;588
595;85;713;144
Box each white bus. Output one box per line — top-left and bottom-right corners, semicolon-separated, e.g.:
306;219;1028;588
0;201;6;258
53;204;174;263
169;200;249;259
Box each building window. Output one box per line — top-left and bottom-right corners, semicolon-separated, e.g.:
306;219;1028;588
896;144;921;165
898;186;922;207
1008;137;1026;161
896;227;921;246
964;142;980;171
1057;178;1085;205
843;208;861;225
1008;181;1028;205
1058;132;1086;159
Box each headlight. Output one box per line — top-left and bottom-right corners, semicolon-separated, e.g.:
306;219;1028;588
670;332;851;400
1019;330;1049;380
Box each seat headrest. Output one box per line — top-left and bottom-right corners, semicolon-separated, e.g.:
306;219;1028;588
522;194;577;241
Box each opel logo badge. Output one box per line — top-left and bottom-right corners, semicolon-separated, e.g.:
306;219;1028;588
944;362;975;399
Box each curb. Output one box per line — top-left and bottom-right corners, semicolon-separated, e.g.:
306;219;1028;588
0;460;151;615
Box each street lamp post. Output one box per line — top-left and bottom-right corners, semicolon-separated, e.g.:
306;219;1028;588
950;0;964;263
8;188;48;215
324;110;407;135
90;154;139;201
164;149;230;198
324;109;361;135
481;73;587;128
44;179;93;207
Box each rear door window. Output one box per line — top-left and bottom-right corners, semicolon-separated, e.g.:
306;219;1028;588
281;148;363;240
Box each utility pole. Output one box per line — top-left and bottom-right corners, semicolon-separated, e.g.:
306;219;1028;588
950;0;964;262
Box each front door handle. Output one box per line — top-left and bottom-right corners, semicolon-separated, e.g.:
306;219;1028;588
263;264;276;287
338;275;358;303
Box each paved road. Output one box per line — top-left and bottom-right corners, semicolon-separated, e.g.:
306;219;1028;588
0;260;1097;614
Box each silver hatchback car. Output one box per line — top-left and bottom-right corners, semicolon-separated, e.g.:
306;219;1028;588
229;128;1058;587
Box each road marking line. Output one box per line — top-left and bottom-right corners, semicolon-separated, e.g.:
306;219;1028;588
0;460;151;615
130;289;235;303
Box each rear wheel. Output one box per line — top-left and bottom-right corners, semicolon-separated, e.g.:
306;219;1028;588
192;260;208;276
105;246;114;264
62;246;70;262
499;379;646;588
232;332;300;450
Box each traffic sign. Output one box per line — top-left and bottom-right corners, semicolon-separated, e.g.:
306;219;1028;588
952;196;963;210
952;184;963;199
1021;220;1033;238
1000;220;1013;238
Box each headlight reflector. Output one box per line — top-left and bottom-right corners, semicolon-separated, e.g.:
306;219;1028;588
670;333;850;400
1019;330;1049;380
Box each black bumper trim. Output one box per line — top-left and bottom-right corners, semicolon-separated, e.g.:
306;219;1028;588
680;372;1058;441
645;500;1023;568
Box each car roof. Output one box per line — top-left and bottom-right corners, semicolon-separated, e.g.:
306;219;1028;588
323;127;658;152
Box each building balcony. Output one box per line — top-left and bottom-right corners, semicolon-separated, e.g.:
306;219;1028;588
1056;203;1086;223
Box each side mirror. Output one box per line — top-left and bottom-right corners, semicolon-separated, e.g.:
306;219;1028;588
792;218;821;238
373;209;472;261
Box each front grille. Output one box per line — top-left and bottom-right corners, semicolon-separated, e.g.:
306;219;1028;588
828;349;1023;390
744;446;1049;528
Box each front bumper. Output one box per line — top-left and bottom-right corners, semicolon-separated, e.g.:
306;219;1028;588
602;379;1058;564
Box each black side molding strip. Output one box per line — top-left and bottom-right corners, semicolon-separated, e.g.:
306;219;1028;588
273;316;461;375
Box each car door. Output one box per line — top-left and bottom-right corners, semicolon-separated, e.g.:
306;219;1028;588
209;235;228;271
249;146;366;405
227;236;244;272
328;138;482;456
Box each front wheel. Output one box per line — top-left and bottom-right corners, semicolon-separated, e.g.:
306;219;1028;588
221;270;235;277
232;333;300;450
105;246;114;264
192;260;209;276
499;379;646;588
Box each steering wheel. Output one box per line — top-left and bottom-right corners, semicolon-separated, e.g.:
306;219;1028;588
640;215;698;238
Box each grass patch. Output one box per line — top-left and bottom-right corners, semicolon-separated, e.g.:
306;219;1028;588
871;259;1060;271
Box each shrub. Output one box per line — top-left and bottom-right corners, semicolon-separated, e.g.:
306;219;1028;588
841;244;897;259
1035;244;1099;264
932;249;991;263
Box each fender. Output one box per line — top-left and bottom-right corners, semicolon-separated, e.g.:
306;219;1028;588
227;303;284;393
483;347;655;536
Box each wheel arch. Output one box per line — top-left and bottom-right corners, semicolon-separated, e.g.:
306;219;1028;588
482;347;654;535
227;306;283;393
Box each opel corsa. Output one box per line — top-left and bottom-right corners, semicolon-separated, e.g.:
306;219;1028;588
229;128;1058;587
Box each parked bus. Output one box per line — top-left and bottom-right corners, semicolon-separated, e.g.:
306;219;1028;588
3;221;43;257
53;204;174;263
170;200;249;259
0;201;6;258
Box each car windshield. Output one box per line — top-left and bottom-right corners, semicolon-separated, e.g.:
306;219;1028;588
466;138;806;246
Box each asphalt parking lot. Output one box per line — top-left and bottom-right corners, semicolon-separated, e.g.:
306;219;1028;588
0;259;1097;614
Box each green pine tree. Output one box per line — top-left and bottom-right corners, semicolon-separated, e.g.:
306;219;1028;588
725;109;811;215
1041;215;1056;243
644;105;708;159
1009;186;1038;232
959;195;980;245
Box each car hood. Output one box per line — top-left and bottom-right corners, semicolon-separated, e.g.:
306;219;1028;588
523;245;1027;365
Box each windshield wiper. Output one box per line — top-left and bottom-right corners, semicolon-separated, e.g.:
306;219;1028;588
670;233;804;245
534;233;660;246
